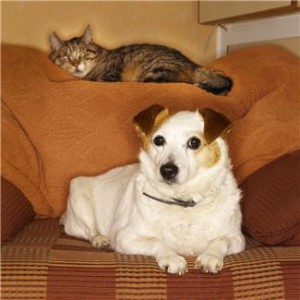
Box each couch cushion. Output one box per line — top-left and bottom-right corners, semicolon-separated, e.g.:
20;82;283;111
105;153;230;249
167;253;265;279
241;151;300;245
2;219;300;299
2;44;300;217
1;177;35;244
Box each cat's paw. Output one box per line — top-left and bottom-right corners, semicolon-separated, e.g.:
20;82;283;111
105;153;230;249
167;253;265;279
157;255;188;275
91;235;112;251
195;252;224;274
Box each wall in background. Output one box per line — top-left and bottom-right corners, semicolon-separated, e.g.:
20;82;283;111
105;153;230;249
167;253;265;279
1;1;216;65
217;13;300;57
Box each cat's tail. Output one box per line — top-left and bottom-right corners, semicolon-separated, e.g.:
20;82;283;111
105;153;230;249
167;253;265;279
192;67;233;95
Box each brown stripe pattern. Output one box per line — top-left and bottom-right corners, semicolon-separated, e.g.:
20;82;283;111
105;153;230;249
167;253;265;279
1;219;60;299
1;219;300;299
1;177;35;244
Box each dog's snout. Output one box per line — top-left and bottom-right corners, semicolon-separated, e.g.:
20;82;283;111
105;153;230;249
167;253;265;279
160;163;178;181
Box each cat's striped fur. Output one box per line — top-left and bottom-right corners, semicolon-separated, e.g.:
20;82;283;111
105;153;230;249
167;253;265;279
49;25;232;95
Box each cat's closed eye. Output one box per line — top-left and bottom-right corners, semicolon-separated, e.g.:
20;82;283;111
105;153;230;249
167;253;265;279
56;56;69;64
84;49;97;60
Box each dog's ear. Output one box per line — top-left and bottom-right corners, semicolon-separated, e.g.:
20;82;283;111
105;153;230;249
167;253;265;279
199;108;231;144
133;104;169;137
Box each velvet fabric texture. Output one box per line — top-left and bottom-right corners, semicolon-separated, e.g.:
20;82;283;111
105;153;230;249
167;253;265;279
241;151;300;245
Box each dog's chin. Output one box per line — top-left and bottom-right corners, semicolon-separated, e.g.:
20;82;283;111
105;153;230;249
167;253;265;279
160;177;177;186
157;169;195;187
155;169;186;186
157;173;192;190
164;179;175;186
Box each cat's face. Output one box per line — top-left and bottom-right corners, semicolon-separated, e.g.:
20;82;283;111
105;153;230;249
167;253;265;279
49;26;99;78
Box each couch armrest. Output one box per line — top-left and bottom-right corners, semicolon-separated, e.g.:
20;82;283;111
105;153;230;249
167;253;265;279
1;177;35;244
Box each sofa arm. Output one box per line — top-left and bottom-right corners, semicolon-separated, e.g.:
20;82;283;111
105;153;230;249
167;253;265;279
1;177;35;244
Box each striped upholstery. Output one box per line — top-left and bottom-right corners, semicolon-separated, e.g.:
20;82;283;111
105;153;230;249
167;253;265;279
2;219;300;299
1;177;35;244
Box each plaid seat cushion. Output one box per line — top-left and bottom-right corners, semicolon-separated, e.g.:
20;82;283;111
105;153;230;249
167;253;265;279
1;219;300;300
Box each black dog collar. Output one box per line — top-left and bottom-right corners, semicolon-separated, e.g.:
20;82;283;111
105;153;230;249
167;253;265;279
143;192;196;208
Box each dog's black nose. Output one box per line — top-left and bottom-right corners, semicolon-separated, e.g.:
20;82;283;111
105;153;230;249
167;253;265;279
160;163;178;181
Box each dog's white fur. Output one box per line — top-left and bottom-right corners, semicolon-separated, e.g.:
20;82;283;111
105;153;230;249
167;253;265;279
60;106;245;275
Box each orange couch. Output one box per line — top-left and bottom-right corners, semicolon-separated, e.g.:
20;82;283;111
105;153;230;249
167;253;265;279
1;44;300;299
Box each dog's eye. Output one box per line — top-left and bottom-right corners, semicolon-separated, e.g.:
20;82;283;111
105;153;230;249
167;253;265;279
187;137;201;150
153;135;165;146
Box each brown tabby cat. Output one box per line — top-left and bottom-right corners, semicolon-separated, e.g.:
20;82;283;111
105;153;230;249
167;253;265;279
49;25;232;95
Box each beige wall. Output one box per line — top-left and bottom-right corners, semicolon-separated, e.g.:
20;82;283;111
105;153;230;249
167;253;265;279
1;1;216;64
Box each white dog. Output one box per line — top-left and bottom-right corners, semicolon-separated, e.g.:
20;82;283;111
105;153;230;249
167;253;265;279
60;104;245;275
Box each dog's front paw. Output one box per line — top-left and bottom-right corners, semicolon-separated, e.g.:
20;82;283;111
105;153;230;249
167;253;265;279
157;255;188;275
91;235;112;251
195;252;224;274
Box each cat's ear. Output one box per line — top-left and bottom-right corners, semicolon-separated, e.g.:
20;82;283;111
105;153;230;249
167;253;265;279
49;32;63;51
81;25;93;44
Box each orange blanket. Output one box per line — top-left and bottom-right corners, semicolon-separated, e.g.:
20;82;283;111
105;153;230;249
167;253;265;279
2;44;300;217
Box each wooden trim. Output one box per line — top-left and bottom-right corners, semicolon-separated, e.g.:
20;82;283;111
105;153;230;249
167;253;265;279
216;13;300;57
199;2;300;25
